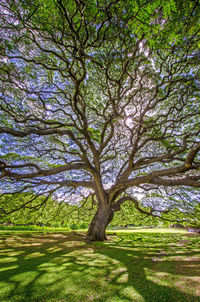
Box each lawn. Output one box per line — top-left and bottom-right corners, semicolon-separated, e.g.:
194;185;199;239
0;229;199;302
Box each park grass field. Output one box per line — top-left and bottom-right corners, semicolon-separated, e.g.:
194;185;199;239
0;229;200;302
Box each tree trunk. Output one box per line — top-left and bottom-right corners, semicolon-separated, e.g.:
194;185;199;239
86;204;114;243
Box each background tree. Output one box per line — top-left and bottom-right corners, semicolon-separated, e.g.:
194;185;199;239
0;193;95;228
0;0;200;241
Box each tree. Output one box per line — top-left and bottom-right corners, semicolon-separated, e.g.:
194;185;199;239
0;193;95;228
0;0;200;241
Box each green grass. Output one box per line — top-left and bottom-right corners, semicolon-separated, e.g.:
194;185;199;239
0;225;70;232
108;227;189;233
0;229;200;302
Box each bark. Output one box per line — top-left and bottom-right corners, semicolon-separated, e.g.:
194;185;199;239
86;204;114;243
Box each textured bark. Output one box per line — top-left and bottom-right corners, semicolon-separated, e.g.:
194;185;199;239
86;204;114;243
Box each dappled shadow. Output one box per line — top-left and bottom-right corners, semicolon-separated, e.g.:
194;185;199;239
0;232;89;301
0;231;199;301
94;232;200;301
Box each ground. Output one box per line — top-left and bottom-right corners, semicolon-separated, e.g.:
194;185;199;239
0;228;200;302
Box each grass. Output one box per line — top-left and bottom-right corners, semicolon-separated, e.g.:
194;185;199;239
108;227;189;233
0;229;199;302
0;225;70;232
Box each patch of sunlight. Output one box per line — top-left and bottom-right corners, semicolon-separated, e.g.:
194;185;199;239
111;228;188;234
53;256;77;265
10;271;39;286
86;258;111;266
78;254;119;268
62;241;85;247
38;265;67;273
30;242;42;246
86;292;101;301
0;265;18;272
75;259;94;266
62;250;83;257
0;257;17;263
111;258;121;265
117;272;129;283
112;266;127;276
189;249;200;253
36;272;62;285
0;282;15;297
0;249;14;253
38;262;56;268
46;247;63;253
6;251;24;256
76;250;95;258
87;253;121;267
175;277;200;296
8;243;35;247
144;268;172;286
127;252;138;258
59;262;75;268
5;237;17;241
25;252;45;259
78;251;95;258
120;286;145;301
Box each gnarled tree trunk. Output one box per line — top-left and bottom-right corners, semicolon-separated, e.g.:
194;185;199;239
86;204;114;243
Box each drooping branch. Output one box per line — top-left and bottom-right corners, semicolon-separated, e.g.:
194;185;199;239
113;195;170;217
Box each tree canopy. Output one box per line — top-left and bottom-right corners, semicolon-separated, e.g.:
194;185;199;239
0;0;200;241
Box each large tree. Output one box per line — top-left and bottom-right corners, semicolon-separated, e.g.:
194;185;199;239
0;0;200;241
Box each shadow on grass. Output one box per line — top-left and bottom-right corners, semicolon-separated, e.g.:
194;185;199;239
95;232;200;301
0;231;199;302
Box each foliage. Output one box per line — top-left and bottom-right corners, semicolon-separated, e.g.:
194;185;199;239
0;224;69;232
1;193;162;227
0;193;95;228
111;201;161;227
